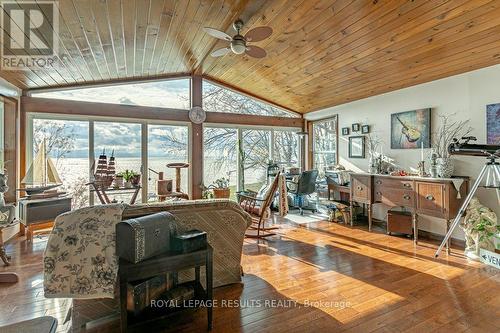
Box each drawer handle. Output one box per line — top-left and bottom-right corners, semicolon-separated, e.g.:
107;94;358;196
426;194;434;201
357;186;363;191
403;194;411;200
403;183;411;188
375;180;382;185
376;191;382;195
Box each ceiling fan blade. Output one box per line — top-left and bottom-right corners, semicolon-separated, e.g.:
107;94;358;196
211;47;231;57
203;27;232;41
245;46;266;58
244;26;273;42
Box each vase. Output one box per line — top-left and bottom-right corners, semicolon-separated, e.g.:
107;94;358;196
368;156;378;174
131;174;141;186
114;176;124;188
436;158;454;178
124;181;132;189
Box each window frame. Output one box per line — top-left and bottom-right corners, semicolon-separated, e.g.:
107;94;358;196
311;115;339;171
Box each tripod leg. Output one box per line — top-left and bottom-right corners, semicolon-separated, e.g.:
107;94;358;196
435;164;489;258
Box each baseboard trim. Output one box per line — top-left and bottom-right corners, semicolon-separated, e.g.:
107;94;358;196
418;229;465;248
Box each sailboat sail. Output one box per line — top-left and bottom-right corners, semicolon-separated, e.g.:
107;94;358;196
21;140;62;185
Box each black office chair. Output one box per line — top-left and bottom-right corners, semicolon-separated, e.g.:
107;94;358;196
287;170;319;215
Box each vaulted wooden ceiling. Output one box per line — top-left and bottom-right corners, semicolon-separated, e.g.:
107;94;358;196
2;0;500;113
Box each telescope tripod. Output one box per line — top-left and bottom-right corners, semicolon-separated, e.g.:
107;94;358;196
435;155;500;258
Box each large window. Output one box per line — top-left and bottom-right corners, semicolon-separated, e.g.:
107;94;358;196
203;127;238;190
202;80;298;118
203;126;300;196
148;124;189;202
30;118;90;208
94;121;142;203
30;78;190;109
274;130;299;168
27;115;190;206
313;117;338;174
242;129;271;191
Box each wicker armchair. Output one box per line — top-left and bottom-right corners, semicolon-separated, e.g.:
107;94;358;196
237;172;280;238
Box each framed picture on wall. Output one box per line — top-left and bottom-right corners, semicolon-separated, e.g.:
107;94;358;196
361;125;370;134
390;108;431;149
487;103;500;144
352;123;360;132
349;136;365;158
342;127;350;135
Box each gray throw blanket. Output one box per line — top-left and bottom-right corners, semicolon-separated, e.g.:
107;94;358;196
44;204;125;299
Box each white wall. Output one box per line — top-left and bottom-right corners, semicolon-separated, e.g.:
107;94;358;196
306;64;500;239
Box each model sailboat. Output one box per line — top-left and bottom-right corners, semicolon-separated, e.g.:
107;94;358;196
19;140;63;197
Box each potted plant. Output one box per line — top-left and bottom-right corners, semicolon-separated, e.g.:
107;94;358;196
212;177;230;199
432;113;472;178
130;171;141;186
119;170;136;188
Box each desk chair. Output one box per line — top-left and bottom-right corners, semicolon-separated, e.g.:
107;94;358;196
287;170;318;215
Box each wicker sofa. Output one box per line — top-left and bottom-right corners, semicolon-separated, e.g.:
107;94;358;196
71;199;252;332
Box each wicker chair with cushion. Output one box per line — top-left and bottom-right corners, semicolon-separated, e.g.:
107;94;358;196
237;172;280;238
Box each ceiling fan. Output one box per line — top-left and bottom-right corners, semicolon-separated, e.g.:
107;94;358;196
204;19;272;58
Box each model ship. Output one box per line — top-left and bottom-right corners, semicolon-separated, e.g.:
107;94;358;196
93;149;115;188
19;140;63;198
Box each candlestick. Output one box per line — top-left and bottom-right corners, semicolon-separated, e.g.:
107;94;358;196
420;142;423;161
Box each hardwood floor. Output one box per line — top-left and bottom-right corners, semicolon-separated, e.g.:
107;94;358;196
1;215;499;332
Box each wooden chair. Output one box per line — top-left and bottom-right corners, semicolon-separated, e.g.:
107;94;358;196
237;172;281;238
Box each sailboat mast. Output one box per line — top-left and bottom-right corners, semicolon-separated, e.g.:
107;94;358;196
43;139;48;186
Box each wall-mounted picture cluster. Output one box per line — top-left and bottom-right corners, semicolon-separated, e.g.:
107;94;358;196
342;122;370;136
344;122;370;159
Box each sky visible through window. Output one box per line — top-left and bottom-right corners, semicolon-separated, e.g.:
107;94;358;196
31;78;190;109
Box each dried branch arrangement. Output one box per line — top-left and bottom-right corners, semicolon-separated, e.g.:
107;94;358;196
432;113;472;158
366;134;383;157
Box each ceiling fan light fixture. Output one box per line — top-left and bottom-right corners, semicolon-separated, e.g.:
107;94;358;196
231;39;246;54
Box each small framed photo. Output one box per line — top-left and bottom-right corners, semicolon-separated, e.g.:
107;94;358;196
352;123;360;132
361;125;370;134
342;127;350;135
349;136;365;158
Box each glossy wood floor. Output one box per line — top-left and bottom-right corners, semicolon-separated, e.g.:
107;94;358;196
1;215;499;333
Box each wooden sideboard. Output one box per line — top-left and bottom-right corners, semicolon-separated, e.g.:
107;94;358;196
350;173;469;252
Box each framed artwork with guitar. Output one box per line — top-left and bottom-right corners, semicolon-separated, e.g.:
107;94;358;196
391;108;431;149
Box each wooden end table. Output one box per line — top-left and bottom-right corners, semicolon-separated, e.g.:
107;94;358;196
118;245;213;332
88;182;141;205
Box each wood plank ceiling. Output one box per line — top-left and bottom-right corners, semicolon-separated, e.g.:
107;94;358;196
2;0;500;113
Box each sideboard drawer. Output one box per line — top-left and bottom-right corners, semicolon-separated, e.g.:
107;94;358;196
374;177;413;191
374;188;414;207
416;182;446;216
351;174;371;202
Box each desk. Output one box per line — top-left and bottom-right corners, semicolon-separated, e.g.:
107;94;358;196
327;183;350;202
350;173;469;253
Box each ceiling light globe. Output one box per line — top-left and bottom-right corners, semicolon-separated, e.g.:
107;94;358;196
231;40;246;54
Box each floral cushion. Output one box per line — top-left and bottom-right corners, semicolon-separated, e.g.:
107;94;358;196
43;204;125;299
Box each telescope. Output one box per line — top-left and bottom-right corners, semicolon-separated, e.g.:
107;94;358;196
436;136;500;258
447;137;500;157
